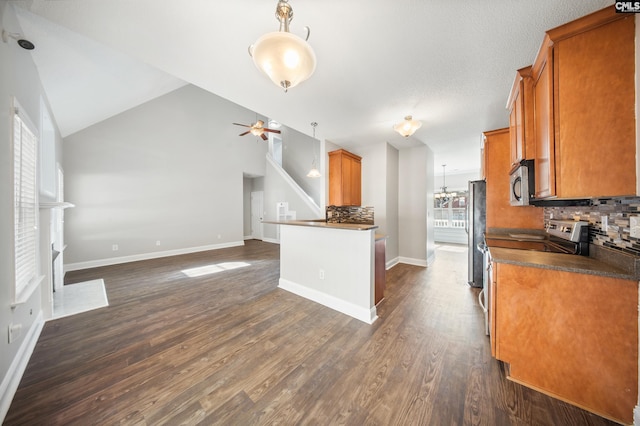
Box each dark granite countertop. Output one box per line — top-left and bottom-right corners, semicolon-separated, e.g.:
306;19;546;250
263;219;378;231
486;228;640;280
488;247;637;280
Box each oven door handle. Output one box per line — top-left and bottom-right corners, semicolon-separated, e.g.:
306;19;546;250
478;288;487;313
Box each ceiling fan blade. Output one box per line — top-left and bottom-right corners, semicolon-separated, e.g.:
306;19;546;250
239;131;251;136
263;128;281;134
233;123;251;127
261;133;268;141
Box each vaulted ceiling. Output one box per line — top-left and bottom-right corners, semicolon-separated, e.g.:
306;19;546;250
7;0;614;175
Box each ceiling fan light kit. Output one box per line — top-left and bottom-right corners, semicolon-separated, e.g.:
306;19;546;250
249;0;316;92
233;119;281;141
393;115;422;137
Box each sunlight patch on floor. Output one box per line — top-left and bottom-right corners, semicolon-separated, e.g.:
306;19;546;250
181;262;251;278
53;279;109;319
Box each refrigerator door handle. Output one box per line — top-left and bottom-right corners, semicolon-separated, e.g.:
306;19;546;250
464;204;469;234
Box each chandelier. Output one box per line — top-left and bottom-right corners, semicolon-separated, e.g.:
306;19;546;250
434;164;457;200
249;0;316;92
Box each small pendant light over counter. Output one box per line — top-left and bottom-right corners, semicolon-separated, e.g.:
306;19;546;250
307;122;321;178
393;115;422;137
249;0;316;92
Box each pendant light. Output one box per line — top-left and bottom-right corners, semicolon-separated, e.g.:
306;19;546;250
307;122;321;178
393;115;422;137
249;0;316;92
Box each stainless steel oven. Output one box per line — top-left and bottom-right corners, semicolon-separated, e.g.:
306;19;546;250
509;159;534;206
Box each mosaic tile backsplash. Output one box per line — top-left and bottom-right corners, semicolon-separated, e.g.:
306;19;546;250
544;197;640;257
326;206;374;224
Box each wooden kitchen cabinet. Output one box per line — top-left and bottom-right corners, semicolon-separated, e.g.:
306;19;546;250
507;66;535;166
532;7;636;199
483;129;542;230
329;149;362;206
493;262;638;424
532;39;555;198
374;235;386;305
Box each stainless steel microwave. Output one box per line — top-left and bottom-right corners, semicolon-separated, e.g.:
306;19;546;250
509;160;535;206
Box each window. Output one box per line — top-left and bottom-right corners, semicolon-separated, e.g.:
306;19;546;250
12;99;40;304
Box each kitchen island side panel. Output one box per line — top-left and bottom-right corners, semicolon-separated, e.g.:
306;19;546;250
278;224;376;323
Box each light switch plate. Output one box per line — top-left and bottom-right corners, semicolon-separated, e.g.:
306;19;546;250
630;216;640;238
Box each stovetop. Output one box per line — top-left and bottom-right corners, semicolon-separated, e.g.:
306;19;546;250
484;220;590;256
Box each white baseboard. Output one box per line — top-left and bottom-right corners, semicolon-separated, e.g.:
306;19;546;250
398;256;428;267
243;235;253;240
386;257;399;270
0;311;44;423
427;251;436;267
261;237;280;245
278;278;377;324
634;405;640;425
65;241;245;272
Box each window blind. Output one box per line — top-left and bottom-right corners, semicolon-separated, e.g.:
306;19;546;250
13;108;38;300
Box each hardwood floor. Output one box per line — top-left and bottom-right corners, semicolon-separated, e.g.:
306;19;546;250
5;240;618;425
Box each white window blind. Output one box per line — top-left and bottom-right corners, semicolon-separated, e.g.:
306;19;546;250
13;103;39;302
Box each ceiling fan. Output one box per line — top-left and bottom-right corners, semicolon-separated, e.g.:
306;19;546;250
233;120;281;141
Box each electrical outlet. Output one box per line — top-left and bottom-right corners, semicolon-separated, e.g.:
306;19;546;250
8;323;22;343
631;216;640;238
319;269;325;280
156;240;161;246
601;216;608;232
112;244;119;251
217;234;222;239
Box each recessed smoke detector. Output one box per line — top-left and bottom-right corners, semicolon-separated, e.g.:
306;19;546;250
2;29;35;50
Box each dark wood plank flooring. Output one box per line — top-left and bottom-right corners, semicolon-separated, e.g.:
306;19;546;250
5;240;618;425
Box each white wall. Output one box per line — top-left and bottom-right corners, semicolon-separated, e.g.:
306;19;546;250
243;176;264;238
398;145;433;266
63;85;268;267
434;169;479;193
358;142;400;265
0;3;63;420
386;144;400;263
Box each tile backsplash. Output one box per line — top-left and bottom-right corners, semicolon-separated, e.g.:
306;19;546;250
326;206;374;224
544;197;640;257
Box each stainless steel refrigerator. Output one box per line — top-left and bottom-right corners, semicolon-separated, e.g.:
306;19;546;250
467;180;486;288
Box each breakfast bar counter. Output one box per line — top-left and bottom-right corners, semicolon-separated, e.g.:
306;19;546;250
265;219;379;324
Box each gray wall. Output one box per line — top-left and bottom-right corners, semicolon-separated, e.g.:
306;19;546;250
263;157;322;241
0;2;63;418
280;126;321;207
63;85;268;266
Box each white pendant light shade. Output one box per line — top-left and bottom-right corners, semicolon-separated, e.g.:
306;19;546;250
251;31;316;92
393;115;422;137
306;167;321;178
307;121;321;178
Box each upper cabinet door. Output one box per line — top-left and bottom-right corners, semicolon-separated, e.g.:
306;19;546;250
532;39;556;199
507;66;535;167
530;7;636;199
328;149;362;206
552;12;636;198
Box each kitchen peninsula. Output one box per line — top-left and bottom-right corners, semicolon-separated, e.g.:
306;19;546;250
265;219;381;324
